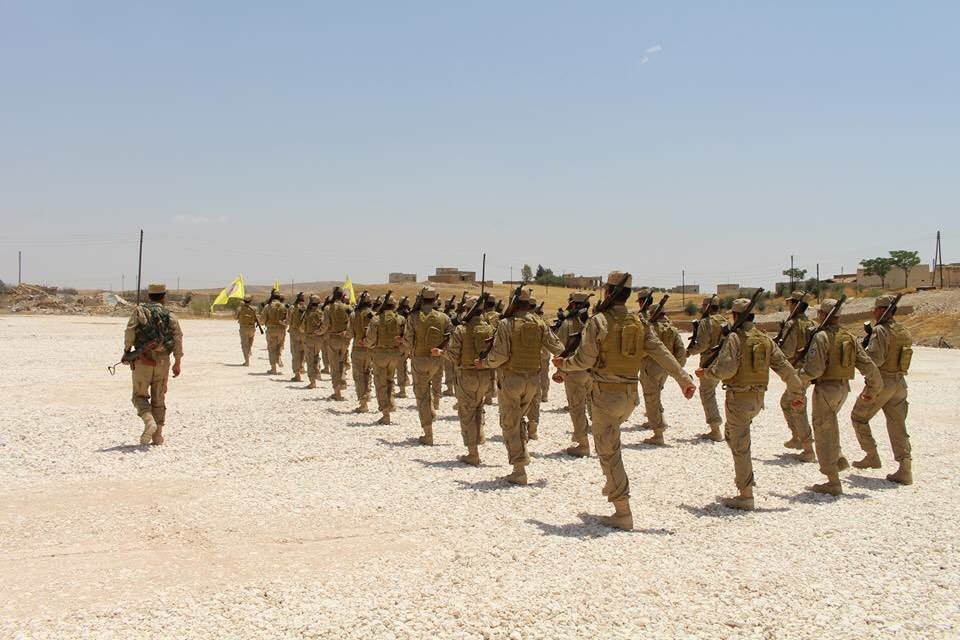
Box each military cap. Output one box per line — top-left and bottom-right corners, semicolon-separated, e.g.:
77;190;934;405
527;295;538;306
731;298;752;313
570;291;591;303
635;287;652;299
357;290;371;304
275;294;285;302
703;294;720;307
606;271;632;288
147;283;166;295
243;295;253;303
309;294;321;304
819;298;840;313
789;290;806;302
516;288;533;302
875;295;896;308
421;286;438;300
465;295;479;307
381;292;395;306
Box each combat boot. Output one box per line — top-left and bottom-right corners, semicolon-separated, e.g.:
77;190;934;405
329;390;345;401
320;366;330;374
396;388;408;399
458;445;481;466
504;464;528;485
886;459;913;485
151;425;164;446
243;358;250;367
139;413;157;446
598;499;633;531
305;381;316;389
794;446;817;463
419;425;434;446
643;429;665;446
721;495;755;511
853;450;882;469
836;456;850;472
700;425;723;442
811;481;842;496
783;436;802;450
268;368;278;375
290;374;302;382
565;439;590;457
353;401;368;414
443;387;455;397
376;413;391;425
527;423;539;441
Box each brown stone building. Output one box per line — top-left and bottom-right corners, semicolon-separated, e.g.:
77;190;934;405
427;267;476;284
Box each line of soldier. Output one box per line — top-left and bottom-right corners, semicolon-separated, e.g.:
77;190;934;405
119;275;915;532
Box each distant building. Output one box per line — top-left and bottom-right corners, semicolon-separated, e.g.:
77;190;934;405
388;272;417;284
561;273;603;289
427;267;476;284
716;283;740;297
669;284;700;294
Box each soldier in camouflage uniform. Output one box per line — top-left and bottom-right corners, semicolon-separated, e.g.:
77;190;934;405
850;295;914;485
302;295;324;389
796;299;882;496
402;287;452;444
235;295;258;366
555;292;593;456
123;283;184;446
322;287;353;401
364;293;404;424
349;291;375;413
640;305;688;446
687;295;727;441
697;298;803;511
260;293;288;374
288;292;307;382
778;291;815;456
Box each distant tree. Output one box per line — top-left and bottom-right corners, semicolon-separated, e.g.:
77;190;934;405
683;302;698;316
888;250;921;288
520;264;533;284
782;267;807;283
860;257;893;289
535;264;546;279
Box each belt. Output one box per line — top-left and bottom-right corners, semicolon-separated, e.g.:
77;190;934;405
504;369;540;377
595;381;636;393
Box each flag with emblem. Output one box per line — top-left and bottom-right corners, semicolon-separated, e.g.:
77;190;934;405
343;276;357;304
210;275;246;310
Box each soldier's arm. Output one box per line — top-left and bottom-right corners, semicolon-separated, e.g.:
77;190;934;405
168;313;185;359
770;342;802;393
865;324;889;365
555;321;570;345
688;316;713;355
560;316;602;372
444;326;464;364
797;331;829;385
401;315;416;353
855;342;884;396
541;324;565;356
780;319;799;355
672;330;687;366
704;333;740;382
644;324;695;388
364;317;379;346
123;311;140;350
480;319;512;369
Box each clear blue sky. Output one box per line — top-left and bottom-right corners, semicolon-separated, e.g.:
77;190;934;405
1;1;956;291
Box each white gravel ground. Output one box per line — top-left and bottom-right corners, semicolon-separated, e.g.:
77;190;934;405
1;315;958;639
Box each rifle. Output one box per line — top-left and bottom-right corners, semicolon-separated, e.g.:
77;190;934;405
443;294;456;314
700;288;764;369
397;296;411;317
687;299;713;349
862;293;902;348
551;308;566;332
772;300;809;347
648;294;670;322
478;286;523;360
108;341;157;375
409;288;426;314
535;301;545;315
456;291;468;314
494;299;504;313
462;292;489;325
792;295;847;366
556;273;632;361
638;292;654;316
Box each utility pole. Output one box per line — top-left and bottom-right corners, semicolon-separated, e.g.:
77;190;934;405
122;274;125;295
933;230;944;288
816;263;820;302
177;277;180;292
18;250;22;285
136;229;143;305
681;269;685;307
480;253;486;296
510;266;513;282
789;255;794;291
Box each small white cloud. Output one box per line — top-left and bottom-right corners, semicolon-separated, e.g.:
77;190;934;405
172;214;229;225
639;55;650;65
645;44;663;54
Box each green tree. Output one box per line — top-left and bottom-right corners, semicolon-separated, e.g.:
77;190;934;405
782;267;807;283
888;250;921;288
535;264;546;279
520;264;533;284
860;257;893;289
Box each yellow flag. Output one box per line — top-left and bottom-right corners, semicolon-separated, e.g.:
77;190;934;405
210;274;245;310
273;279;280;292
343;276;357;304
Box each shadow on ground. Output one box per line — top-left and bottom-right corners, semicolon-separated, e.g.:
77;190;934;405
526;514;675;539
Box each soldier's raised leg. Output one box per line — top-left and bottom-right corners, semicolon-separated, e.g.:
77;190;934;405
698;376;723;441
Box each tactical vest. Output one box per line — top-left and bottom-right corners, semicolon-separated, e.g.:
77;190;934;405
135;304;174;352
376;310;402;349
654;320;679;352
237;304;258;327
483;310;500;327
506;315;543;372
302;307;323;336
820;326;857;381
788;316;814;357
289;305;307;334
460;318;495;366
265;301;288;327
878;321;913;374
596;308;647;378
352;309;372;343
327;302;349;333
413;309;446;356
727;327;771;387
